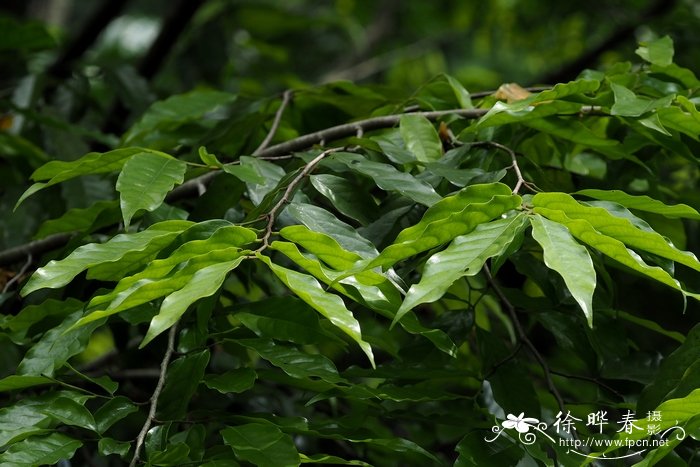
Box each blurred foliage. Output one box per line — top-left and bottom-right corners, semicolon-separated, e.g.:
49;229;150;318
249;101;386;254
0;1;699;466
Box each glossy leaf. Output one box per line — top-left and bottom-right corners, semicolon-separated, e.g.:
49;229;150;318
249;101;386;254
116;152;187;228
98;438;131;458
332;152;441;206
94;396;138;434
142;256;244;346
41;397;96;431
0;433;82;466
399;114;442;162
222;423;300;467
576;189;700;220
368;183;521;269
533;192;700;272
205;368;257;394
531;214;596;325
258;255;375;367
21;220;192;295
157;350;210;420
395;214;528;325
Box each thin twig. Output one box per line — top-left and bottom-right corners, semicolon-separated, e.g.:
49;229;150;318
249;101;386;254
253;90;293;156
256;147;345;252
467;141;538;194
2;254;32;293
482;265;568;416
130;323;178;467
550;370;624;400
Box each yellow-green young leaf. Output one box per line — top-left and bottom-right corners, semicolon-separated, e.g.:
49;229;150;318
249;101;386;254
141;256;244;347
399;114;443;162
530;214;596;326
395;214;528;326
576;189;700;220
635;35;674;67
258;255;375;368
656;106;700;141
74;226;255;328
370;183;521;270
15;147;156;208
533;192;700;273
280;225;364;271
444;74;473;109
116;152;187;228
532;207;700;301
21;220;193;295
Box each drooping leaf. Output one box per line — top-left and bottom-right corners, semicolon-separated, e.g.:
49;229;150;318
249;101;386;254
116;152;187;228
98;438;131;458
367;183;521;270
40;397;96;431
533;192;700;272
221;423;300;467
444;74;473;109
258;255;375;367
531;214;597;325
332;152;441;206
21;220;193;295
395;214;528;325
399;115;443;163
142;256;244;347
94;396;138;434
157;350;210;420
0;433;82;466
575;189;700;220
310;174;375;224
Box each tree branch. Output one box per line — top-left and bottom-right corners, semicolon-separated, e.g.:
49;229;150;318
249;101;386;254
129;322;178;467
252;90;293;156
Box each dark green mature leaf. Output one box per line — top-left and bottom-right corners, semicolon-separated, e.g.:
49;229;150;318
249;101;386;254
399;115;443;162
16;147;163;207
40;397;96;431
0;375;52;392
0;433;82;466
94;396;138;434
533;192;700;272
221;423;300;467
395;214;528;325
332;152;441;206
142;256;244;346
310;174;375;224
157;350;210;420
531;214;596;325
116;152;187;228
123;89;236;145
237;338;344;383
300;453;371;465
98;437;131;458
368;183;521;269
205;368;257;394
637;324;700;413
257;256;375;367
21;220;193;295
576;189;700;220
35;200;121;239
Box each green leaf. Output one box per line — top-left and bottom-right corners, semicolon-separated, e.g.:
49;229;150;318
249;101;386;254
399;115;443;162
17;312;103;377
223;163;266;184
300;453;371;465
221;423;300;467
0;375;52;392
332;152;441;206
368;183;521;270
575;189;700;220
236;338;344;383
41;397;96;431
16;147;161;208
444;74;473;109
533;192;700;273
94;396;138;434
637;324;700;413
477;100;584;128
635;35;674;67
531;214;597;326
610;83;673;117
98;437;131;458
395;214;528;325
35;200;121;239
123;89;236;145
531;79;600;102
532;206;700;300
21;220;192;295
310;174;375;224
116;152;187;228
258;256;375;368
199;146;224;167
656;105;700;141
157;350;210;420
0;433;82;466
142;256;244;347
205;368;257;394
